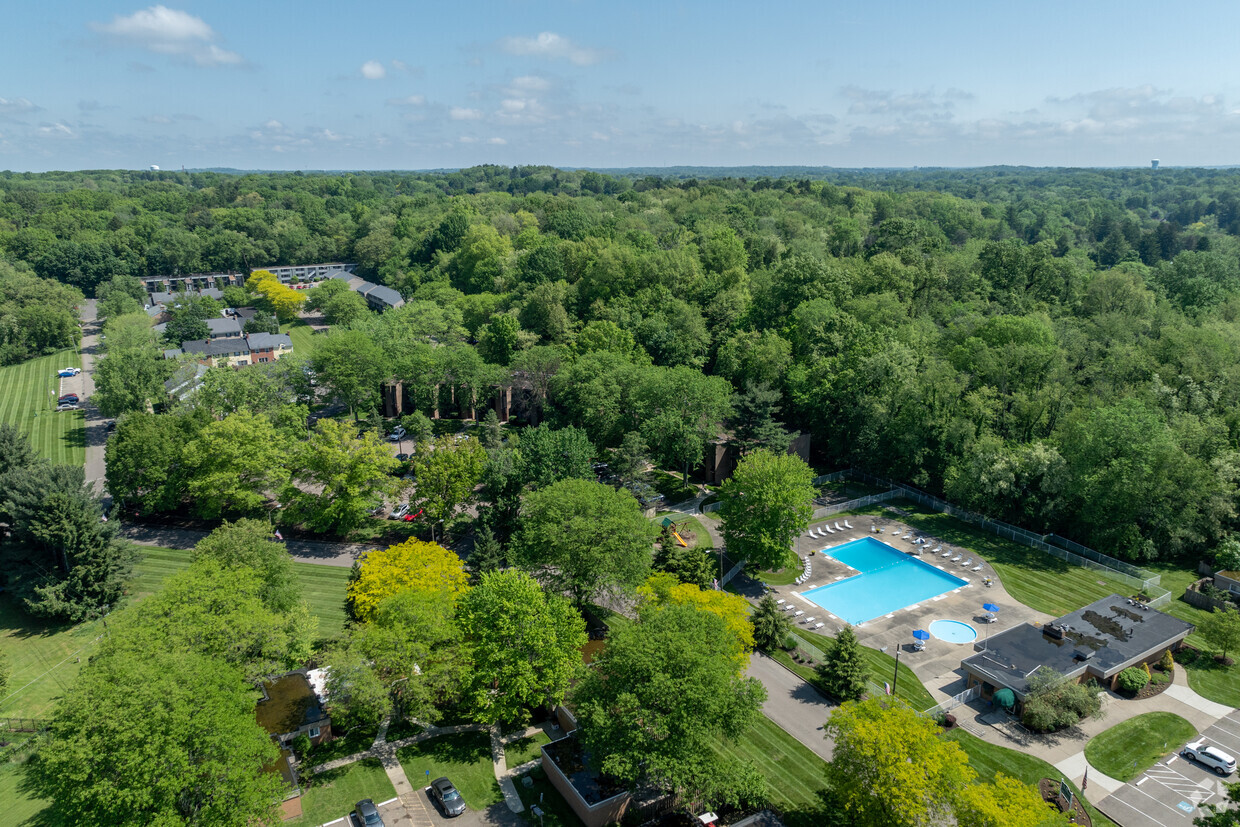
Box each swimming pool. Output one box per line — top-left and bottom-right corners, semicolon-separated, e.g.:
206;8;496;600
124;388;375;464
801;537;969;625
929;619;978;643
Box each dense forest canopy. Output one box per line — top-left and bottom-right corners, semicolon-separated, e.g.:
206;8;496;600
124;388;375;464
6;165;1240;562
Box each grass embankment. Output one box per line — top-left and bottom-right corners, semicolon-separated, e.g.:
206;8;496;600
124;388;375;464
280;319;322;357
397;731;502;810
288;758;394;827
0;762;53;827
1147;563;1240;706
715;714;830;827
0;349;85;467
768;628;937;711
946;729;1117;827
751;549;803;586
131;546;350;640
0;595;104;719
1085;713;1197;783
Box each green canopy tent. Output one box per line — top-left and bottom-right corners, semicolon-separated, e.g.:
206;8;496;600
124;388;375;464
993;687;1016;711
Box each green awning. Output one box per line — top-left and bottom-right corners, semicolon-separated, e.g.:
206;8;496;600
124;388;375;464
993;688;1016;709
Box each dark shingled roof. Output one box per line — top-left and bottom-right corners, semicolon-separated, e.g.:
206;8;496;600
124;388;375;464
255;672;328;737
962;593;1194;698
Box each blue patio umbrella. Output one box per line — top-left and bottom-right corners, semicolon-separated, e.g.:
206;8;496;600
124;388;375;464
912;629;930;641
983;603;1000;613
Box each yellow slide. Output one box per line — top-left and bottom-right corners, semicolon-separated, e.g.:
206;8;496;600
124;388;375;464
671;531;688;547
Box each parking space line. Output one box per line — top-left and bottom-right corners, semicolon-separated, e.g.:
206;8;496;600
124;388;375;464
1105;792;1173;827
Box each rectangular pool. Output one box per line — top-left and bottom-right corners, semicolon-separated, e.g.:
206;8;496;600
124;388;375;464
802;537;968;625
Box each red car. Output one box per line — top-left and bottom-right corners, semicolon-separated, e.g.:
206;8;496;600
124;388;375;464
402;508;423;522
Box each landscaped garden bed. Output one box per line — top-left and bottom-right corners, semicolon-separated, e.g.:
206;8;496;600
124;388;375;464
1038;778;1092;826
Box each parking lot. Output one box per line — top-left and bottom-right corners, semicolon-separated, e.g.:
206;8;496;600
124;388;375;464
1099;710;1240;827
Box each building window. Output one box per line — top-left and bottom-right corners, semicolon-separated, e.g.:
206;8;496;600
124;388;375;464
309;727;320;739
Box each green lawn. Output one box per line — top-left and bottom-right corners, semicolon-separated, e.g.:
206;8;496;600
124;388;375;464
0;348;85;466
0;762;53;827
504;731;551;768
651;470;697;504
750;549;803;586
787;627;937;711
853;501;1139;617
131;546;351;641
1085;713;1196;783
288;757;393;827
1147;562;1240;706
0;594;105;719
281;319;322;357
653;512;713;550
715;714;830;826
396;731;502;810
946;729;1116;827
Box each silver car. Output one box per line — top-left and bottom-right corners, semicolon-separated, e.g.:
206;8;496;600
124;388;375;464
1182;740;1237;776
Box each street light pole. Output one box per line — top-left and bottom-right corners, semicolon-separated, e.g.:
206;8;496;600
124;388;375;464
893;649;901;698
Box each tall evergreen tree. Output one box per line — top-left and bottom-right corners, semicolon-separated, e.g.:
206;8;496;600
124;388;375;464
817;625;868;701
750;594;793;652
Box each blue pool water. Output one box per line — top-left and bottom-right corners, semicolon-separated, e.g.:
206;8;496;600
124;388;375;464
929;619;978;643
801;537;968;625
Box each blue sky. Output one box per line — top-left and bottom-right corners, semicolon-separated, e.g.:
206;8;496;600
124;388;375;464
3;0;1239;171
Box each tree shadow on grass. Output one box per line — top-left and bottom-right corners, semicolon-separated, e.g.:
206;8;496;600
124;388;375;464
399;730;491;766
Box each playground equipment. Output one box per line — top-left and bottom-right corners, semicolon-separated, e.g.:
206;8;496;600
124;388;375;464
659;515;693;548
671;530;688;547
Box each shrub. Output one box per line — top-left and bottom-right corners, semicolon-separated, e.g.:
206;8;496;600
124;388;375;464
1116;667;1150;694
1020;667;1103;732
783;633;798;650
1159;649;1174;671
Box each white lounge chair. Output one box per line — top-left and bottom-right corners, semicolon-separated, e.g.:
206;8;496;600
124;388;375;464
941;548;953;558
814;622;825;630
844;520;853;529
960;557;972;567
834;522;844;532
950;554;962;563
794;610;804;617
805;617;816;625
776;599;786;605
931;546;941;554
824;525;835;534
806;528;817;538
913;639;926;652
972;565;983;572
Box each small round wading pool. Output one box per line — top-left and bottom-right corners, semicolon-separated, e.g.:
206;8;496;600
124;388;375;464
929;619;977;644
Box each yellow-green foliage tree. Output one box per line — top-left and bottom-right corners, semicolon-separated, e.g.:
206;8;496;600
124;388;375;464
346;538;470;622
638;572;754;670
825;698;975;827
247;269;306;322
954;774;1069;827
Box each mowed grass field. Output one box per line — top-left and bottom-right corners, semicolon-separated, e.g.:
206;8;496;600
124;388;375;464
0;348;85;466
280;319;322;358
0;594;105;719
131;545;351;640
715;714;829;826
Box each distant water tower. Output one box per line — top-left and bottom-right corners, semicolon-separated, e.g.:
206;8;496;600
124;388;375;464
1151;159;1160;169
150;164;160;171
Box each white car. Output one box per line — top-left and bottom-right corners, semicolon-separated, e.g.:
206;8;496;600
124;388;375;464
1182;741;1237;776
388;427;406;442
57;367;81;377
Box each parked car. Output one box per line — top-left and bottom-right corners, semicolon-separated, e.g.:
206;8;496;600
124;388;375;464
57;367;81;377
369;504;388;518
395;452;410;461
388;426;407;442
55;403;79;412
390;504;411;520
58;394;79;404
1182;741;1237;776
353;799;385;827
105;421;117;432
429;776;467;817
401;508;423;523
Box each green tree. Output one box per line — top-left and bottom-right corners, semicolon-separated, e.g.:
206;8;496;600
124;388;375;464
718;449;816;571
513;478;657;607
750;594;793;652
816;625;868;701
1020;667;1103;732
287;419;400;534
162;311;210;346
93;343;170;418
0;422;37;478
1214;537;1240;573
2;462;135;621
27;648;284;827
653;535;714;588
572;602;767;805
104;411;191;513
410;435;486;538
609;431;652;488
1195;780;1240;826
954;774;1069;827
516;423;594;489
108;559;313;681
192;519;300;613
638;367;733;482
321;643;392;731
478;313;523;365
470;523;506;579
181;410;291;518
825;698;976;827
1200;604;1240;664
457;569;586;725
731;381;795;455
242;312;280;335
313;329;387;419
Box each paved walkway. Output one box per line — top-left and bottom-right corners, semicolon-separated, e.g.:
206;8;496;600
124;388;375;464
745;651;835;761
78;299;108;504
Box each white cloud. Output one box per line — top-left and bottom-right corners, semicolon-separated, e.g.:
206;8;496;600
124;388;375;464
264;119;283;130
387;94;426;107
499;32;608;66
450;107;483;121
37;122;75;138
0;97;40;115
488;137;507;145
361;60;386;80
501;99;526;113
510;75;550;93
459;136;478;143
91;6;243;66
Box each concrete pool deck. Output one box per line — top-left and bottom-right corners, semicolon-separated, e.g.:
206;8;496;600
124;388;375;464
777;512;1049;708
